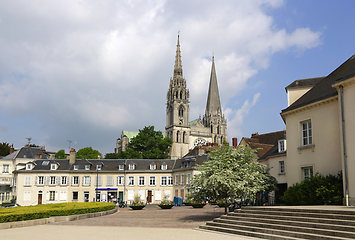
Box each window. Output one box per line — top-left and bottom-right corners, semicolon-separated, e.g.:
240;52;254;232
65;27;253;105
302;120;312;146
106;176;113;186
38;176;44;185
50;176;56;185
186;174;191;184
49;191;55;201
279;161;285;174
138;176;145;186
72;176;79;186
50;164;56;170
96;165;102;170
26;164;32;170
117;176;124;186
303;167;313;180
61;176;68;185
73;165;78;170
175;175;179;185
149;176;156;186
128;164;135;170
82;176;91;186
95;176;102;186
168;176;173;186
85;165;90;170
150;164;156;170
181;175;185;184
3;164;9;173
161;176;167;186
161;164;167;170
128;176;134;186
73;191;78;200
118;165;124;170
278;140;286;152
24;176;31;186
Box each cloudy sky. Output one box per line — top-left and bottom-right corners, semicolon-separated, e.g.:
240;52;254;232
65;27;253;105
0;0;354;155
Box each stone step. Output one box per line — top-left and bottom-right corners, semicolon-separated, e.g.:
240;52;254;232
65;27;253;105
242;207;355;216
201;221;353;240
219;215;355;232
231;209;355;221
199;225;306;240
213;218;355;239
225;212;355;227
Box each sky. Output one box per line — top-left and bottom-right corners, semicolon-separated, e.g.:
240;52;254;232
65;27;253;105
1;0;355;156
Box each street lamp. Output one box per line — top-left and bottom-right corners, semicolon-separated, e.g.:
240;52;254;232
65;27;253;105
96;163;101;202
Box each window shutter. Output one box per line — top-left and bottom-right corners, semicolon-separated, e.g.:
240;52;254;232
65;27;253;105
88;176;91;186
46;176;50;185
46;191;49;201
66;176;69;185
35;176;38;185
56;176;60;185
82;176;85;186
55;191;58;201
71;176;74;185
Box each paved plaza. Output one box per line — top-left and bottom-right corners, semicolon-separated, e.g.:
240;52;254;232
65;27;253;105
1;204;260;240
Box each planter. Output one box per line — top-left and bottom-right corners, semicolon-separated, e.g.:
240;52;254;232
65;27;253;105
129;205;145;210
158;205;174;209
184;202;192;206
191;204;206;208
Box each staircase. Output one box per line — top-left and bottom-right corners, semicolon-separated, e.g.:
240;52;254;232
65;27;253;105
199;207;355;239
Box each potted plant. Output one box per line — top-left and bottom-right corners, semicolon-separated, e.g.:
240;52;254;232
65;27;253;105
191;200;206;208
158;195;174;209
129;194;146;210
216;199;231;208
183;199;192;206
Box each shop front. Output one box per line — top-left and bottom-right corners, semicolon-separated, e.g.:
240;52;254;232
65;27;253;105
95;188;118;203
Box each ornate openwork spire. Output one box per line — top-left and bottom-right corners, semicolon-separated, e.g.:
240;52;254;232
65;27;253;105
174;33;183;77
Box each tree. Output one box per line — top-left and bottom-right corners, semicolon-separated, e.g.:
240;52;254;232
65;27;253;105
104;153;121;159
117;126;172;159
76;147;102;159
187;144;277;213
55;149;67;159
0;142;11;156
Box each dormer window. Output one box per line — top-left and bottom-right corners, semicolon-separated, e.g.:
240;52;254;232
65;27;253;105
26;164;32;170
118;165;124;170
278;140;286;153
50;164;57;170
128;164;135;170
150;164;156;170
85;165;90;170
161;164;167;170
73;165;79;170
96;165;102;171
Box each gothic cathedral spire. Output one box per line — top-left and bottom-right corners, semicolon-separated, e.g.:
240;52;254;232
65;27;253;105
166;34;190;159
203;56;227;144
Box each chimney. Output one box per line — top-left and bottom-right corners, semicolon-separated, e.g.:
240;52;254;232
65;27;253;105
10;144;14;154
251;132;259;137
37;152;42;159
232;137;238;148
69;148;76;164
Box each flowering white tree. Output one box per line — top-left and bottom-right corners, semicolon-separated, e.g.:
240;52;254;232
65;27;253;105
187;144;277;213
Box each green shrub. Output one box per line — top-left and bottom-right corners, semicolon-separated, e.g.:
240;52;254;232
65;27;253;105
0;202;115;223
281;172;343;205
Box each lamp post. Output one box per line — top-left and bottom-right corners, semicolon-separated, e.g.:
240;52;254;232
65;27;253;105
96;163;101;202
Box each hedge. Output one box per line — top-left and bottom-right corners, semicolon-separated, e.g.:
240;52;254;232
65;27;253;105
0;202;115;223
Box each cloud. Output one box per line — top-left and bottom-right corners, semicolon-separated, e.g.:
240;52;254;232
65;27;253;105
225;93;261;140
0;0;322;153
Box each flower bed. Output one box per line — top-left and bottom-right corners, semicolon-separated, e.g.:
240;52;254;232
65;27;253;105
0;202;115;223
158;200;174;209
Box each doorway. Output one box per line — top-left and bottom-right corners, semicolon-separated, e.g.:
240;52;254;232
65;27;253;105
38;191;42;205
147;190;152;203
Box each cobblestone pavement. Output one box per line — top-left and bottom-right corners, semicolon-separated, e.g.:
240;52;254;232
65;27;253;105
52;204;226;229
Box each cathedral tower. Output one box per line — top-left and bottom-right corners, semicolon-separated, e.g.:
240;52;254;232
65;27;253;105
166;35;190;159
203;56;228;144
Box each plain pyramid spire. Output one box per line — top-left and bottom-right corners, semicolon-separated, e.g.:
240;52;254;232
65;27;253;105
174;34;183;77
205;56;222;117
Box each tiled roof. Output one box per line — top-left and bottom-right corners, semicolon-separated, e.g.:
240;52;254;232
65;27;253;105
285;77;324;90
1;147;50;160
282;54;355;113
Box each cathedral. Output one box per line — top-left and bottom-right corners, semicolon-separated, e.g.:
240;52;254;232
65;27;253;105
116;35;227;159
165;35;227;159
